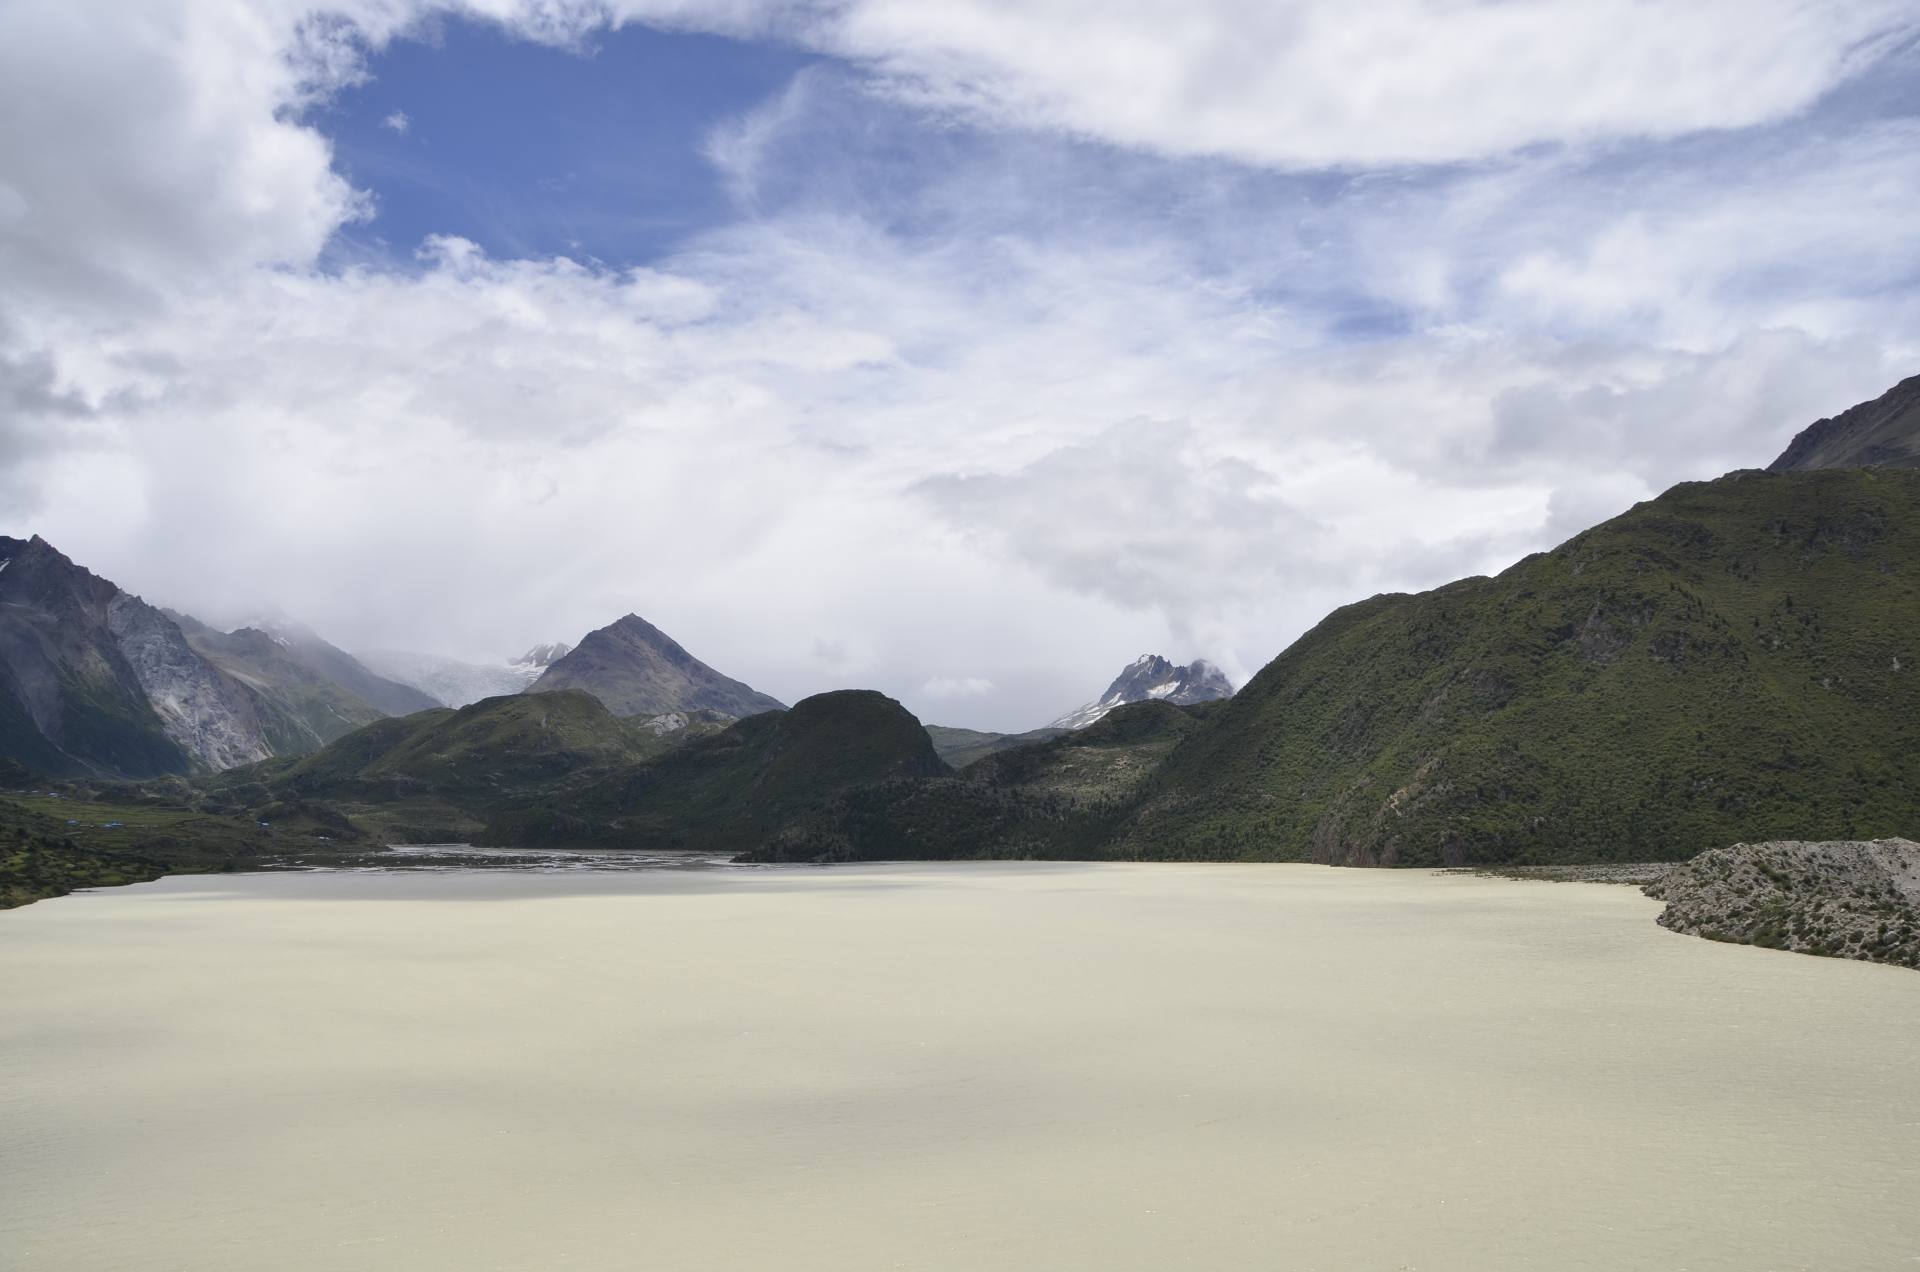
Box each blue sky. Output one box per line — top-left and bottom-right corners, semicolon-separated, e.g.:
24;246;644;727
5;1;1920;728
321;19;815;264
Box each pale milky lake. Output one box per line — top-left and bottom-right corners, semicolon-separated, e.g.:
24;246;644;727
3;863;1917;1271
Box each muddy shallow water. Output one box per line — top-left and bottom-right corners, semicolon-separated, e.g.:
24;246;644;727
3;862;1916;1271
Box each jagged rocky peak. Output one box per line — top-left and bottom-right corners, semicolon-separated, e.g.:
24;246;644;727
0;534;275;775
512;641;572;670
1049;654;1235;730
1768;372;1920;472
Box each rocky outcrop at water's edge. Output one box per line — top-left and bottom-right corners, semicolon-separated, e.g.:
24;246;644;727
1645;838;1920;969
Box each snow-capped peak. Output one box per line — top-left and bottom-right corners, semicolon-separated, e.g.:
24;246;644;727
359;641;572;709
511;641;573;670
1047;655;1235;730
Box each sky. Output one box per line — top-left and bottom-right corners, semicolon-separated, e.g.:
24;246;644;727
3;1;1920;731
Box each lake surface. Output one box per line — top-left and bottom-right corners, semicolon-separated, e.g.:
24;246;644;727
3;863;1917;1271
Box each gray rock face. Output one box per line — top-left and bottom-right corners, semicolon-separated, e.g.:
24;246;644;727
1646;838;1920;969
528;615;783;719
107;594;273;770
2;534;441;777
1768;373;1920;472
1049;655;1234;730
1;535;196;776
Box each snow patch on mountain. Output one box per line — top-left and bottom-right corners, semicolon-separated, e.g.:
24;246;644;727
362;642;573;708
513;642;572;670
1049;655;1235;730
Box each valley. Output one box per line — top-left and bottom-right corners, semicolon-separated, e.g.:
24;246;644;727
5;378;1920;974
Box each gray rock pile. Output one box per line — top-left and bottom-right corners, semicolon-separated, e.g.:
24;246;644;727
1646;838;1920;969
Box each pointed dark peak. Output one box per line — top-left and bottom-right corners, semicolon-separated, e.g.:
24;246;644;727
0;533;124;613
1768;372;1920;472
6;534;74;569
529;612;784;718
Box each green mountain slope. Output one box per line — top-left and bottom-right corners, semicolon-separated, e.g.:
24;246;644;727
210;689;683;841
1111;469;1920;866
218;687;943;851
745;699;1213;863
485;690;948;850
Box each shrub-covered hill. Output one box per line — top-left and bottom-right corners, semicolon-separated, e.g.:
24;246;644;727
205;689;712;842
483;689;949;851
210;687;947;851
743;699;1212;862
1110;468;1920;867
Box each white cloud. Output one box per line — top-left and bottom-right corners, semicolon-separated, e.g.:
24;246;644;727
920;676;995;699
0;0;361;314
2;0;1919;733
778;0;1920;168
382;109;410;132
915;419;1329;617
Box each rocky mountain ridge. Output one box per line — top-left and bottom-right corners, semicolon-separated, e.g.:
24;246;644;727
1;536;445;777
1769;372;1920;472
2;535;259;776
1048;654;1234;729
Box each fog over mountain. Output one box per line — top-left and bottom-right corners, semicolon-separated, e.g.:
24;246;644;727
5;1;1920;731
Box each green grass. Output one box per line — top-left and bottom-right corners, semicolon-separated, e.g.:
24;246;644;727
0;794;284;908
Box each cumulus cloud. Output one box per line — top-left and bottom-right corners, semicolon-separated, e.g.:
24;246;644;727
2;0;1919;731
773;0;1920;168
382;109;411;132
915;420;1329;617
0;0;361;314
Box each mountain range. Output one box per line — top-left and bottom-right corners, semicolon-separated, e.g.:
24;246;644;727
5;372;1919;902
0;536;432;777
203;685;938;850
0;537;1194;782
